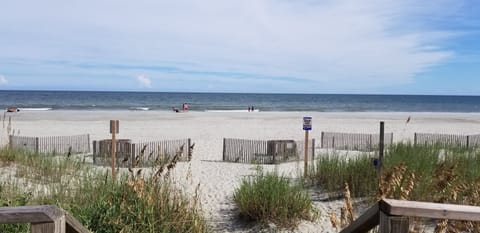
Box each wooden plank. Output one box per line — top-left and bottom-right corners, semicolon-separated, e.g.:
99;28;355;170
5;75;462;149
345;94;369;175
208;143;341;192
379;211;409;233
65;212;90;233
380;199;480;221
0;205;64;224
340;202;380;233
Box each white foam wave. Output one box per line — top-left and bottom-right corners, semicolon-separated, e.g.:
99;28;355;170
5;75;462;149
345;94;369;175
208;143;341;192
133;107;150;111
18;108;52;111
205;109;259;113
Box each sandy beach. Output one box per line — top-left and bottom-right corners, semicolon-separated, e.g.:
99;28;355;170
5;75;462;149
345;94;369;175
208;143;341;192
3;110;480;232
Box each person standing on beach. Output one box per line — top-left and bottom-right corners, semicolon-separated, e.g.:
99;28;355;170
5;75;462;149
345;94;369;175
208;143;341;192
183;102;189;111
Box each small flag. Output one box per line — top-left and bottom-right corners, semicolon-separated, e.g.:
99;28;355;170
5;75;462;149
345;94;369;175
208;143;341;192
406;116;411;124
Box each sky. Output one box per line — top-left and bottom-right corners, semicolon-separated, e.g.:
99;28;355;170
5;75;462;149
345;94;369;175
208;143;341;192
0;0;479;95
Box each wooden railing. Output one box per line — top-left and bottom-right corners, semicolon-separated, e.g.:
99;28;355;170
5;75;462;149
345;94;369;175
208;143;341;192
341;199;480;233
0;205;90;233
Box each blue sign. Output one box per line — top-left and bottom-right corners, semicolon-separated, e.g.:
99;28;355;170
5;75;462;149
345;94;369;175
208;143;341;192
303;117;312;130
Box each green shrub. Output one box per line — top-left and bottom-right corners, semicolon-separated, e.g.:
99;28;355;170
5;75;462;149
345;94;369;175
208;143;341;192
233;171;313;228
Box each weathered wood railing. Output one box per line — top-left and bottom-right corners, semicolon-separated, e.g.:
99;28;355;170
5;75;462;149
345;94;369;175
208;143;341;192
0;205;90;233
341;199;480;233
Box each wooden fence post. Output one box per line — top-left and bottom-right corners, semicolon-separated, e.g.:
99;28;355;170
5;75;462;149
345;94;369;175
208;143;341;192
379;121;385;178
131;143;136;168
92;140;97;164
222;138;226;161
320;132;324;148
87;134;91;153
311;138;315;162
414;133;417;145
466;135;470;148
379;211;409;233
35;137;39;154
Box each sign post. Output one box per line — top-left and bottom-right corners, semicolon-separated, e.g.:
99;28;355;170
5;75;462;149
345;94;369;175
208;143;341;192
303;117;312;177
110;120;119;179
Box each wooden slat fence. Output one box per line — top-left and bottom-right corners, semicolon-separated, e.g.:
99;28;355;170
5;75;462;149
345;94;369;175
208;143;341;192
413;133;480;147
133;138;191;166
92;139;133;167
320;132;393;152
92;138;191;167
222;138;315;164
9;134;90;155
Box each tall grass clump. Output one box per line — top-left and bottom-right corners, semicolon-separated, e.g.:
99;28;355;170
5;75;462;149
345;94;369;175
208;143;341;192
233;170;313;228
383;142;480;201
308;153;377;197
0;146;210;233
0;182;31;233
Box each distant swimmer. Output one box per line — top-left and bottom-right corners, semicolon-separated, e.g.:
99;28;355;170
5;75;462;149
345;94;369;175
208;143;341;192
6;107;19;112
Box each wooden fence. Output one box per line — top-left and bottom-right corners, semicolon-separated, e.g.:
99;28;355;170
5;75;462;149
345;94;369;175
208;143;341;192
341;198;480;233
414;133;480;148
9;134;90;155
222;138;315;164
0;205;89;233
92;138;191;167
320;132;393;152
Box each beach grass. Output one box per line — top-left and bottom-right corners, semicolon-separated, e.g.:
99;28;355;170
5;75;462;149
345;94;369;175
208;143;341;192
308;152;377;198
308;142;480;203
0;148;210;233
233;168;314;228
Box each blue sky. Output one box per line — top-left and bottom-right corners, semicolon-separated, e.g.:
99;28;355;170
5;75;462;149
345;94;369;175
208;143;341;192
0;0;479;95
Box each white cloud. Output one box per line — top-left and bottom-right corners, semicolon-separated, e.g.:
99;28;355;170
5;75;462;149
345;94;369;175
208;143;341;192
136;75;152;88
0;75;8;85
0;0;470;92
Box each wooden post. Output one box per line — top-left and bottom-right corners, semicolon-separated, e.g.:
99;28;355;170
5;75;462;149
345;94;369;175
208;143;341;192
35;137;39;154
466;135;470;148
320;132;324;148
222;138;226;161
379;211;409;233
272;142;276;164
110;120;119;179
414;133;417;145
379;121;385;177
87;134;91;153
92;140;97;164
131;143;136;168
304;130;309;177
311;138;315;162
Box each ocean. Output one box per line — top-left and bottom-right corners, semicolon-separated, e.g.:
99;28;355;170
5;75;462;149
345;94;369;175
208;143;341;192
1;90;480;112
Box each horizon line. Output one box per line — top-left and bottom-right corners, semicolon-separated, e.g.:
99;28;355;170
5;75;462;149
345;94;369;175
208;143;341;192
0;88;479;97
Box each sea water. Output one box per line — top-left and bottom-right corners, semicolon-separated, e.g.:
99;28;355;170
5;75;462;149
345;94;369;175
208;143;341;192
1;90;480;112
